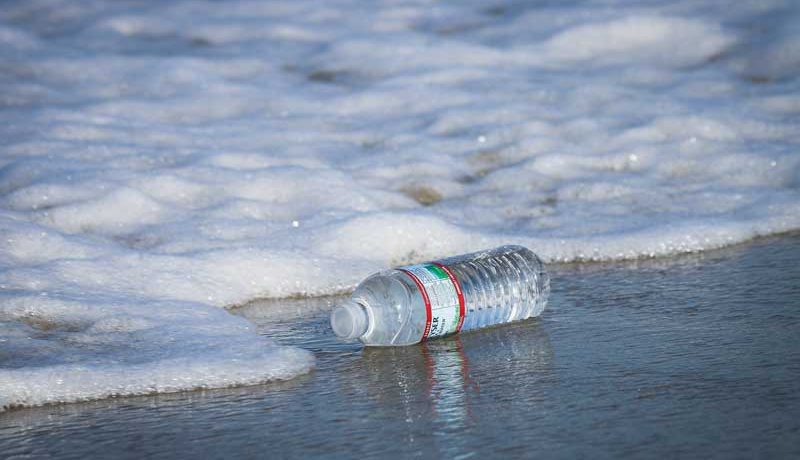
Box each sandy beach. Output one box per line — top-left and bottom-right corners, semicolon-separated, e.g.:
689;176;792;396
2;234;798;458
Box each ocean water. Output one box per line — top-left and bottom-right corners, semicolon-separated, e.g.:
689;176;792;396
1;235;798;458
1;0;800;409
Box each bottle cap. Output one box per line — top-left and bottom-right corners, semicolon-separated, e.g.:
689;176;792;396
330;300;369;339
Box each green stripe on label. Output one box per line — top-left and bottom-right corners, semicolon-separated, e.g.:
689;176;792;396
426;264;449;280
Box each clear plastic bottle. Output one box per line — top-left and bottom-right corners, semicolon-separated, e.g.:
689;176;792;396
330;245;550;346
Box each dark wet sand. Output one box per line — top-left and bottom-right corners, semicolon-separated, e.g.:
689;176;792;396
1;234;799;459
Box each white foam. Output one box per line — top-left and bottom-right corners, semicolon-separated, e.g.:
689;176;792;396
537;15;734;68
0;290;314;411
1;0;799;410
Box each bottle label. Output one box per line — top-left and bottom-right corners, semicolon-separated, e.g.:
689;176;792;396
399;263;465;340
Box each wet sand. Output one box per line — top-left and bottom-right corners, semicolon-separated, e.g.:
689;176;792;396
1;234;799;459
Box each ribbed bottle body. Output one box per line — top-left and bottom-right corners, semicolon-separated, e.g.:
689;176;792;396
440;245;550;332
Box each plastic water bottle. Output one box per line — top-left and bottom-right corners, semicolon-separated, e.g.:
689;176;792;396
330;245;550;346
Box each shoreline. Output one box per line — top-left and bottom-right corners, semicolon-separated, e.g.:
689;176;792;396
231;228;800;309
0;232;795;460
2;229;798;418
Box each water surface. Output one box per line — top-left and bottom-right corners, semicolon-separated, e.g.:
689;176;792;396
1;235;799;459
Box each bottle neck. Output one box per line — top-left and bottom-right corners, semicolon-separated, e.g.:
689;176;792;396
330;300;369;339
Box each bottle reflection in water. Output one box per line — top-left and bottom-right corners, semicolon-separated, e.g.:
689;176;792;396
355;322;554;457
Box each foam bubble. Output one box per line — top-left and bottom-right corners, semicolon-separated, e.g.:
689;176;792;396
538;15;734;68
0;293;313;412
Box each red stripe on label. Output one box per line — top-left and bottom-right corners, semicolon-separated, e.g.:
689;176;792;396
432;262;466;332
399;268;433;341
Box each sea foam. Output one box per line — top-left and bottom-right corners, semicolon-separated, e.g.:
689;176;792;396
1;0;799;410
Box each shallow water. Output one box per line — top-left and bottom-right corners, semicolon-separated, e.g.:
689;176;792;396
1;234;798;459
